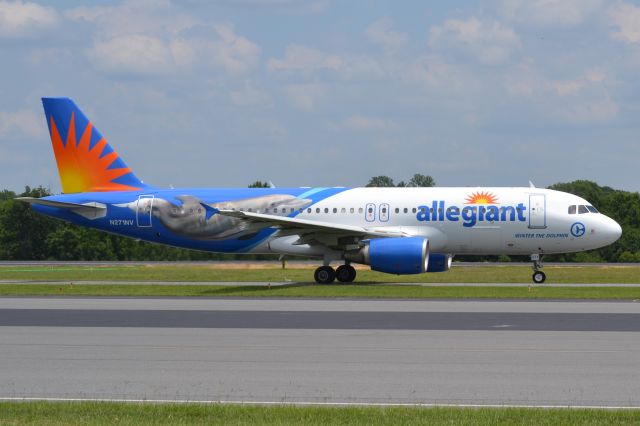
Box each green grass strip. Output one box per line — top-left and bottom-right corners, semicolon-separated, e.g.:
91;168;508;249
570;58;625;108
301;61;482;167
1;265;640;283
1;283;639;299
0;401;639;426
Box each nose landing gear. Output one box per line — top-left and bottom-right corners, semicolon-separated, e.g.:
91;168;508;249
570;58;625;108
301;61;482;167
314;264;357;284
531;254;546;284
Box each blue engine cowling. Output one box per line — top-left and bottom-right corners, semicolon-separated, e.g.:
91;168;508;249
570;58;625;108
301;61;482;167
426;253;454;272
367;237;429;275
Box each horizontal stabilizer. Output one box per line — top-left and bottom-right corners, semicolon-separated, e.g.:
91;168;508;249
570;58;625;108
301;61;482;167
16;197;107;220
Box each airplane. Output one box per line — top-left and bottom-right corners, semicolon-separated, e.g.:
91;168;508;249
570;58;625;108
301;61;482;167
18;98;622;284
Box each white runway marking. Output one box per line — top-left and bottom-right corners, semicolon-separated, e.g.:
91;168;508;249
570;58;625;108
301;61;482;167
1;397;639;410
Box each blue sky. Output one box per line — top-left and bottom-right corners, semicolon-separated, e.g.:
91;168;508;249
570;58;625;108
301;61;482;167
1;0;639;193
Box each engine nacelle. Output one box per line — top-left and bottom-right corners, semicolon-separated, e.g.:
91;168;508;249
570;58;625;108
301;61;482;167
345;237;429;275
426;253;454;272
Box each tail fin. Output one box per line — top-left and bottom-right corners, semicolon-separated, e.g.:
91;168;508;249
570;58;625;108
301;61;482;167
41;97;146;194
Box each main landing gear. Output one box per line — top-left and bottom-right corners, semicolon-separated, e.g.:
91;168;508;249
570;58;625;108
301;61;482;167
531;254;546;284
314;264;357;284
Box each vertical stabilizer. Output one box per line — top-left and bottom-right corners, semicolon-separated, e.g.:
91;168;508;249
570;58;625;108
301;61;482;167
41;97;146;193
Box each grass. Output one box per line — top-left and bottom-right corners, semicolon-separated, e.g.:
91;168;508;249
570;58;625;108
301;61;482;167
1;263;639;299
2;263;640;284
0;402;639;426
0;283;639;299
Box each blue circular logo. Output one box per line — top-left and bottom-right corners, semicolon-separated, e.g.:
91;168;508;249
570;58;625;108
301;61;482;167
571;222;586;237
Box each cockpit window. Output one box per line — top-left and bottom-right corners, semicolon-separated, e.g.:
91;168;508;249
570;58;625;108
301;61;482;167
578;205;589;214
568;205;576;214
586;205;599;213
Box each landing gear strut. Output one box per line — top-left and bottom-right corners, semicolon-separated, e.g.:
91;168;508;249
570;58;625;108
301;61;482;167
531;254;546;284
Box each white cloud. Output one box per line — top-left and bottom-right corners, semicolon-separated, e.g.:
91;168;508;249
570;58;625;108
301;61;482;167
610;3;640;44
343;115;395;131
91;35;175;76
65;0;190;39
556;97;618;123
230;84;272;107
406;55;478;92
268;44;343;72
501;0;603;27
429;18;519;65
208;24;261;74
0;0;58;38
284;83;325;110
224;0;328;14
69;1;260;76
0;109;45;139
365;18;408;49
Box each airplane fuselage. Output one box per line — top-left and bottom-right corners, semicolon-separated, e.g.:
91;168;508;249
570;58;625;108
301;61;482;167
33;186;621;259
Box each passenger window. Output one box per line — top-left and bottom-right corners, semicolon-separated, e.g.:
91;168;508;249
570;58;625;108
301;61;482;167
587;205;599;213
404;208;408;214
412;208;417;213
316;208;320;213
358;208;363;214
341;208;346;213
333;208;337;213
568;205;576;214
395;208;399;214
578;205;589;214
324;208;329;213
273;208;277;213
307;208;311;213
350;207;354;213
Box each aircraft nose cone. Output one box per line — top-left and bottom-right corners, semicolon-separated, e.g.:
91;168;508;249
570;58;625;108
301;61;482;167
605;217;622;243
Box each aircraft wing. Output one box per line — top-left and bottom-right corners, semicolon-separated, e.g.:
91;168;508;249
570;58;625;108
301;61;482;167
16;197;107;220
217;209;407;239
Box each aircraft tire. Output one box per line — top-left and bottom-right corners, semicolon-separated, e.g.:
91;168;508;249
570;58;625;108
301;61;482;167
336;265;356;283
532;271;546;284
314;266;336;284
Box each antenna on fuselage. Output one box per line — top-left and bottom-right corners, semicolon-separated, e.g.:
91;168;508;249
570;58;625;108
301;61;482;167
529;181;536;188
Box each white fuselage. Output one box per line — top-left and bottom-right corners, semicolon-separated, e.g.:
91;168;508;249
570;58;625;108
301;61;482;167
254;187;621;257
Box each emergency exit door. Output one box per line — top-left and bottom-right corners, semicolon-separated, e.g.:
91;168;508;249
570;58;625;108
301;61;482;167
528;194;546;229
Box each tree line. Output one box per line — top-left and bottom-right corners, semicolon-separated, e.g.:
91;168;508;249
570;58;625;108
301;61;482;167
0;177;638;262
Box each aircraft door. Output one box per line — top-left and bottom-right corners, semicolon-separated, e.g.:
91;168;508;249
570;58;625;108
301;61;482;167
365;203;376;222
528;194;546;229
379;203;389;222
136;195;154;227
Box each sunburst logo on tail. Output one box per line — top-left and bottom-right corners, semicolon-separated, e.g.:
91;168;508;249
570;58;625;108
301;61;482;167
465;191;499;204
49;112;141;193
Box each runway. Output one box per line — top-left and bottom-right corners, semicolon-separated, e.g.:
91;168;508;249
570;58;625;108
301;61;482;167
1;297;640;406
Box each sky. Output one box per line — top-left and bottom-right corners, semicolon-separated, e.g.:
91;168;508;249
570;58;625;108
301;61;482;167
1;0;639;193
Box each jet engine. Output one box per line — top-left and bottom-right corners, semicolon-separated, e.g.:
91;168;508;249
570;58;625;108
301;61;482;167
426;253;454;272
345;237;429;275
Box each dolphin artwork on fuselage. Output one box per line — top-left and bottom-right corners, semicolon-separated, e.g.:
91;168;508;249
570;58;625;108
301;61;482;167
19;97;623;284
117;194;312;240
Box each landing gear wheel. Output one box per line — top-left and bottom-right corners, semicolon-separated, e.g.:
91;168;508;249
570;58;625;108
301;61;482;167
532;271;546;284
336;264;357;283
314;266;336;284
